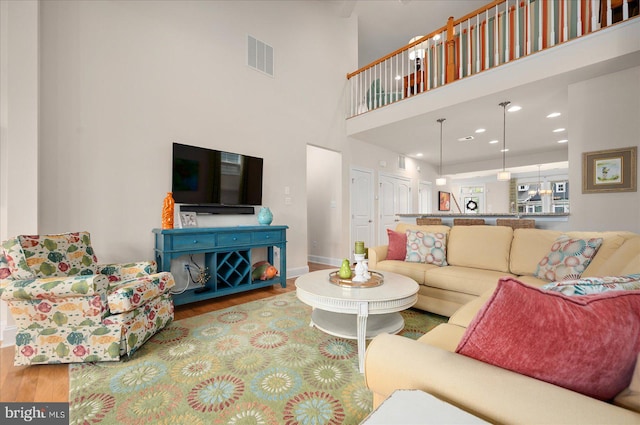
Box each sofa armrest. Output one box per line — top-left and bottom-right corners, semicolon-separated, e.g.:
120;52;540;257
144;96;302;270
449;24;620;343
368;245;388;269
0;275;108;301
365;333;640;424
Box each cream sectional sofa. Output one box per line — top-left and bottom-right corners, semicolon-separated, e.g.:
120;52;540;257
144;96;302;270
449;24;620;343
368;223;640;316
365;223;640;423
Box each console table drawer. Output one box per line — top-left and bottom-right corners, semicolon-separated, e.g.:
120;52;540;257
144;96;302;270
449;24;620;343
172;235;217;250
253;231;283;243
218;233;252;246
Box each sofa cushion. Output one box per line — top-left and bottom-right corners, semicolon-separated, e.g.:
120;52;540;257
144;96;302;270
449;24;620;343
615;353;640;412
447;226;513;273
418;323;467;352
373;260;433;284
598;236;640;276
395;223;451;236
568;231;629;277
510;229;562;276
425;266;514;297
386;229;407;261
405;230;448;266
533;235;603;281
542;274;640;296
456;277;640;401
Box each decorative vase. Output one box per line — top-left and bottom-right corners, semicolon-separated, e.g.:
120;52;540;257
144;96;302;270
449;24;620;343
257;207;273;226
162;192;175;229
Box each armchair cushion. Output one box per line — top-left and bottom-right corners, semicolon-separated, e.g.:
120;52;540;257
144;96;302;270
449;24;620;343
17;232;98;278
108;272;174;314
98;261;158;284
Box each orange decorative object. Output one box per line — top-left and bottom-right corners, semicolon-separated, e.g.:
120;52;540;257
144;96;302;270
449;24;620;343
162;192;175;229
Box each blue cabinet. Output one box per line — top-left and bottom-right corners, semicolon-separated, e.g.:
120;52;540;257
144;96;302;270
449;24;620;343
153;226;287;305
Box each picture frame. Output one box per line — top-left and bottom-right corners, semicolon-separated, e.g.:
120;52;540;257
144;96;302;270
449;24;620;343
582;146;637;193
179;211;198;228
438;191;451;211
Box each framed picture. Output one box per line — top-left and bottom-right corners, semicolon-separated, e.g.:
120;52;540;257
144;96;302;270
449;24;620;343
179;211;198;228
438;191;450;211
582;146;637;193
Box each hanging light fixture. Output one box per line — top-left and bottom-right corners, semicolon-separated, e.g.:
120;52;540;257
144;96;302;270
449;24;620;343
529;165;553;196
497;101;511;181
436;118;447;186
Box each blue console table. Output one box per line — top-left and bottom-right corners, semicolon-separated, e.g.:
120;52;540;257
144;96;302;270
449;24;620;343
153;226;287;305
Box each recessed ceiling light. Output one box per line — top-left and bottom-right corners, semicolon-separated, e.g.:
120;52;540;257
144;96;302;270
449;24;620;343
416;152;424;157
547;112;561;118
557;139;568;144
475;128;486;133
507;105;522;112
500;148;509;152
489;140;499;144
457;136;474;141
553;128;566;133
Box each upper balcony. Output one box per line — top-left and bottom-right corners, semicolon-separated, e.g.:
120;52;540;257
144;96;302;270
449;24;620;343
346;0;639;121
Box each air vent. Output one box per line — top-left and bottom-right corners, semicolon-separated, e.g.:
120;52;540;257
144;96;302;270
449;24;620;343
247;35;274;77
457;136;475;141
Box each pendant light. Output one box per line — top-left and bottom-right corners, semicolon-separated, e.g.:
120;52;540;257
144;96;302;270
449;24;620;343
497;101;511;181
436;118;446;186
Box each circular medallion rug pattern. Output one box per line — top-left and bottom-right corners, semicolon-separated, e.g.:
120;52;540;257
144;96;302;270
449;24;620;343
69;291;446;424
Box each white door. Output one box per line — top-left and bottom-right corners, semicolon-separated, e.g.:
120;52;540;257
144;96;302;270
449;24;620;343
418;181;432;213
350;167;375;252
379;173;412;244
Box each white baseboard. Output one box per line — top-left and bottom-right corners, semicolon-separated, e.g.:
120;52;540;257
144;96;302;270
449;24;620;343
1;323;16;348
287;265;309;278
307;256;341;267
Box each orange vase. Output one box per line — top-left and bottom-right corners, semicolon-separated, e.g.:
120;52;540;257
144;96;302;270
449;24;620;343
162;192;175;229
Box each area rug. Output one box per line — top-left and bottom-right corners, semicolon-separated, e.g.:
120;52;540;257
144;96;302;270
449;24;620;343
68;292;446;424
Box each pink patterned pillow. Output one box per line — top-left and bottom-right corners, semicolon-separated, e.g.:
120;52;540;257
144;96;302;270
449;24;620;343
456;277;640;401
534;235;603;281
405;230;448;266
386;229;407;261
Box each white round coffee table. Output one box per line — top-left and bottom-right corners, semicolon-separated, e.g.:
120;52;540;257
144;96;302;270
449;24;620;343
295;269;418;373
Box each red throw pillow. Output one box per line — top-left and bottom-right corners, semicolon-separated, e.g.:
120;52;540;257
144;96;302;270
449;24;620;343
456;277;640;401
386;229;407;260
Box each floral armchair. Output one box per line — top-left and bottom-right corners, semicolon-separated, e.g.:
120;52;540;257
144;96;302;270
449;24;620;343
0;231;175;366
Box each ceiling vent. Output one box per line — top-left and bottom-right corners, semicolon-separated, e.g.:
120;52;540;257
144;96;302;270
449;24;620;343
247;35;274;77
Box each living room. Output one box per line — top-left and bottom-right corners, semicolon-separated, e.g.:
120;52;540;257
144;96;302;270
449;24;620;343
1;0;639;423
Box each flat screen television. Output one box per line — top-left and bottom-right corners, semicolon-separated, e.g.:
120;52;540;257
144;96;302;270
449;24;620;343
172;143;263;206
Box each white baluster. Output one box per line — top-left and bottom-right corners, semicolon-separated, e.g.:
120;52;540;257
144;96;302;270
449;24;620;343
591;0;598;31
577;0;583;36
549;0;555;46
505;0;510;63
458;23;463;78
467;19;472;75
526;0;531;54
494;4;499;65
441;37;445;86
607;0;612;26
538;0;543;51
563;0;568;42
515;1;520;59
484;9;489;69
476;15;481;72
623;0;629;20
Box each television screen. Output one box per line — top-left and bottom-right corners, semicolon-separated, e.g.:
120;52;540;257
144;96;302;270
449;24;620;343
172;143;263;206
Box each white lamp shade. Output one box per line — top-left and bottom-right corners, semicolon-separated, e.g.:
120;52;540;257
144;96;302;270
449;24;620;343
497;171;511;181
436;177;447;186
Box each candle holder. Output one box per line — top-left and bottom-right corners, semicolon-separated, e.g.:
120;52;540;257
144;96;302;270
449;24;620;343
351;253;371;283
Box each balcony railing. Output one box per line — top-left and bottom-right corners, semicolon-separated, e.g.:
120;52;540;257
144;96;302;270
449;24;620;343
346;0;638;118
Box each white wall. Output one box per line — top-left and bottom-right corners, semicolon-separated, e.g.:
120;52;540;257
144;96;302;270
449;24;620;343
33;0;355;268
0;0;39;346
568;66;640;232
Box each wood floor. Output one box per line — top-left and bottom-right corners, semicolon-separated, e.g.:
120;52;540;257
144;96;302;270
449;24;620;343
0;262;333;403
